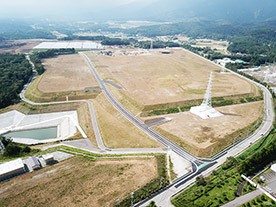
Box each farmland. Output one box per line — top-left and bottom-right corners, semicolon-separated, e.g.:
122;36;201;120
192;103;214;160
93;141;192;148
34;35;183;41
0;157;157;207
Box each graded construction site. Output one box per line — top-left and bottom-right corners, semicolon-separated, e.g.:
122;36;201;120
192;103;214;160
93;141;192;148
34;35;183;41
86;48;263;157
25;54;101;102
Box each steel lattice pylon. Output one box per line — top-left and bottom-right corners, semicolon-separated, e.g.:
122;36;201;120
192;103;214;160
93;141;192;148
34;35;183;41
201;72;213;107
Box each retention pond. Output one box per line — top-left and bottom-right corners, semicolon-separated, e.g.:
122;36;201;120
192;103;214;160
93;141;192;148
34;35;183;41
4;127;57;140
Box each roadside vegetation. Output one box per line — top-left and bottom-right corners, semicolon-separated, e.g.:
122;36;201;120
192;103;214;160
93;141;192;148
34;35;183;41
0;53;32;108
146;95;262;116
0;136;39;162
172;125;276;207
240;194;276;207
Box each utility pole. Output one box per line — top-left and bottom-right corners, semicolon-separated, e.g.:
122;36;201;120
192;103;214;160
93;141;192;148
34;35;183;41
150;40;153;50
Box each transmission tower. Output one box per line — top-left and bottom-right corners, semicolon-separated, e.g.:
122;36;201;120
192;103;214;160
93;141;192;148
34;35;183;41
150;40;153;50
201;72;213;107
190;71;223;119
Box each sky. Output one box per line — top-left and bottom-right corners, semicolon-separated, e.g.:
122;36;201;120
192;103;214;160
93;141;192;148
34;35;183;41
0;0;158;19
0;0;275;22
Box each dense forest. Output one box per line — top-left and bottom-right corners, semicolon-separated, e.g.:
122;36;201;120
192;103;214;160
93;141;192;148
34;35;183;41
124;20;276;65
0;54;32;108
0;21;55;40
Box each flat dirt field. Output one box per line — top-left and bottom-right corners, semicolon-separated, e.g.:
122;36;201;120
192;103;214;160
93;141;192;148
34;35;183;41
0;39;43;54
0;157;157;207
192;39;229;54
93;94;162;148
147;101;263;157
88;49;258;107
38;54;98;93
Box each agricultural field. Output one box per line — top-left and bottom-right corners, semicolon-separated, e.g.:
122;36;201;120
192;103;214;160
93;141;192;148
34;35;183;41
88;49;259;110
0;157;157;207
25;54;100;102
148;101;263;157
93;94;162;148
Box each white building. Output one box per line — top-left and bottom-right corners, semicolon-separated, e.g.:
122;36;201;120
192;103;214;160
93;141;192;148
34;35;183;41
271;163;276;172
27;156;41;170
41;154;54;164
0;159;25;181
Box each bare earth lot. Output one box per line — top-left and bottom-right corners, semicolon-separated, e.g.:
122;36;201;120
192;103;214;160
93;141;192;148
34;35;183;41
192;39;229;54
0;157;157;207
88;49;258;107
93;94;162;148
147;101;263;157
38;54;98;93
0;39;43;54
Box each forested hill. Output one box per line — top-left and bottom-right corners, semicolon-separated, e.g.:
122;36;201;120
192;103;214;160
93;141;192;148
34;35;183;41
0;54;32;108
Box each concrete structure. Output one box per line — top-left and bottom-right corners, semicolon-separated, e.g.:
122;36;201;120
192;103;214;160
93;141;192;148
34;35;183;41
190;72;223;119
34;41;102;50
0;159;25;181
27;156;41;170
0;110;86;145
41;154;54;164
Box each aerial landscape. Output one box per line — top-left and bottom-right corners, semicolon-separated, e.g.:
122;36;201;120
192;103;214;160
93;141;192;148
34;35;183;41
0;0;276;207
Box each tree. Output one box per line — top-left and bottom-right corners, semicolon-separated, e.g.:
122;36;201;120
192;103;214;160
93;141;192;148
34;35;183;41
4;143;22;156
146;201;157;207
196;175;207;186
0;136;12;147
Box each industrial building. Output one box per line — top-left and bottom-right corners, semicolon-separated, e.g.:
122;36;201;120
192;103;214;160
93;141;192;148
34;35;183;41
0;159;26;181
41;154;54;165
27;156;41;171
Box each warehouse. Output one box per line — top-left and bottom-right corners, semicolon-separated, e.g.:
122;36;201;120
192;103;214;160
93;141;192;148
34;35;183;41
0;159;26;181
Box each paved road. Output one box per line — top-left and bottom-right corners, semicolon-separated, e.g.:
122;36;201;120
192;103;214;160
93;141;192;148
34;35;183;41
87;100;106;151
